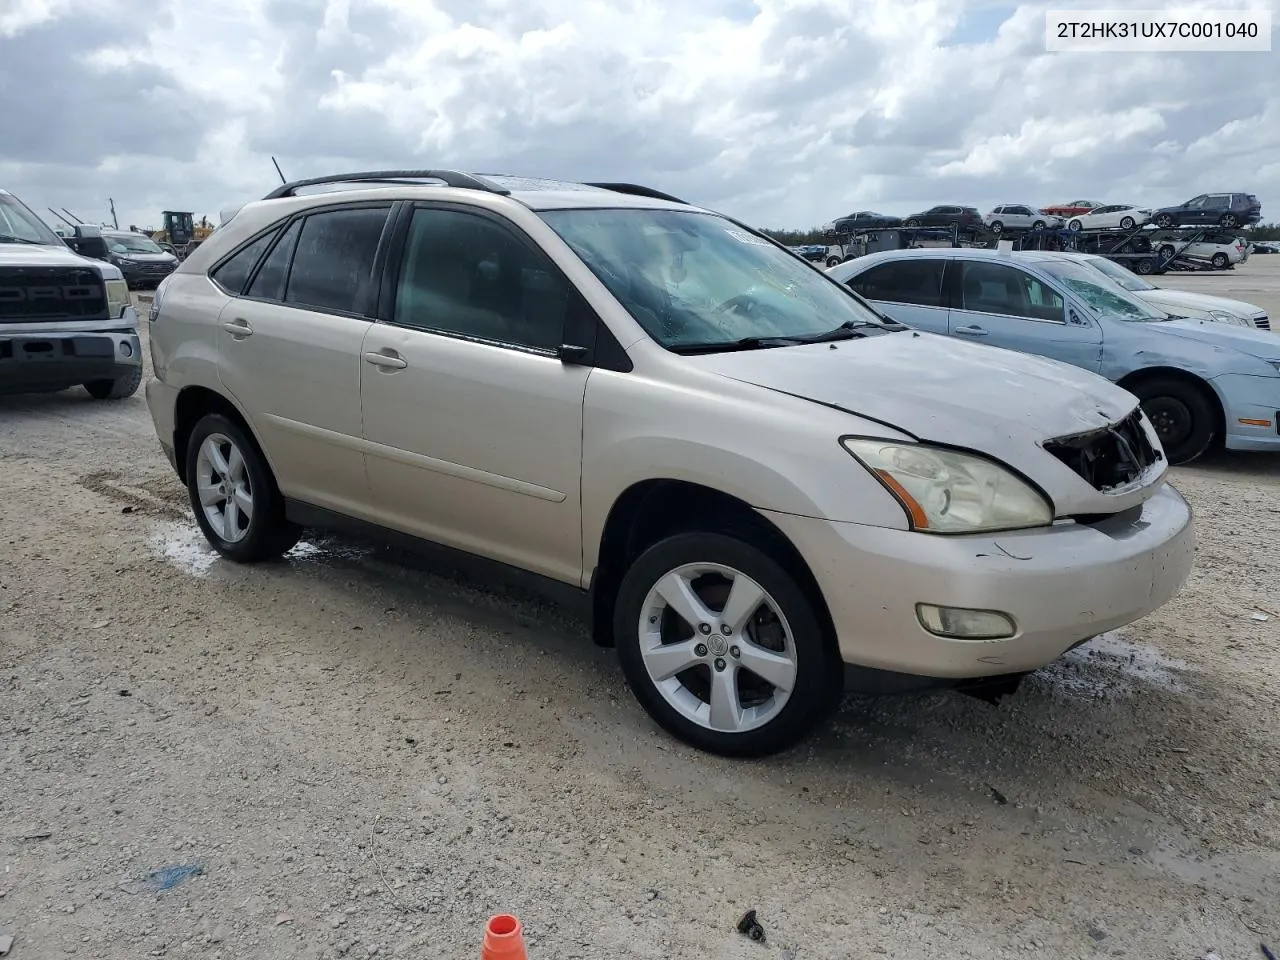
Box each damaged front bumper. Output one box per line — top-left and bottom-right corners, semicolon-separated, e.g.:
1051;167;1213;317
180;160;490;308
764;481;1194;681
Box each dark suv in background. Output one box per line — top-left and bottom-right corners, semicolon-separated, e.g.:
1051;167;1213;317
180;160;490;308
103;229;179;288
1152;193;1261;229
903;205;984;231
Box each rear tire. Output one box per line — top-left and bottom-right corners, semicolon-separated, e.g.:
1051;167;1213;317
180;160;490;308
614;532;842;757
84;365;142;400
184;413;302;562
1135;258;1156;275
1220;213;1239;228
826;256;841;268
1131;377;1216;465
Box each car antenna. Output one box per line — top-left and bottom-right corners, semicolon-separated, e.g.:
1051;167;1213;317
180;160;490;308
62;207;85;224
271;156;287;185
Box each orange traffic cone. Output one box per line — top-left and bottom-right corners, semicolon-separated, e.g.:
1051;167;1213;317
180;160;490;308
481;914;527;960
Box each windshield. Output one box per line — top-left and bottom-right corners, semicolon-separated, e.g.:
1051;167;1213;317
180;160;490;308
1078;255;1155;292
0;192;62;245
1040;261;1169;321
108;233;165;255
540;208;892;351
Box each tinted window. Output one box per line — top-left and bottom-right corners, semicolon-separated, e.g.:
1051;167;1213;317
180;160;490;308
959;261;1064;322
246;219;301;301
284;206;389;314
211;228;280;295
849;259;947;308
394;208;570;350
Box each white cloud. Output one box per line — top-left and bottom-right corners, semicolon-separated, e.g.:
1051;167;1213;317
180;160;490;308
1;0;1277;231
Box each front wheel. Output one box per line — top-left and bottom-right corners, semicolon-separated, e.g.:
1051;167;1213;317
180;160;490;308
989;221;1003;235
1067;219;1083;232
826;256;841;268
1120;216;1136;230
1132;377;1216;465
614;532;842;757
1220;213;1239;228
1031;220;1046;231
1211;252;1229;269
84;365;142;400
904;218;920;228
1134;257;1157;275
1154;214;1174;229
185;413;302;562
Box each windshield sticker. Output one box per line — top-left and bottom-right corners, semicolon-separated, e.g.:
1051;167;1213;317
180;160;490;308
724;229;772;247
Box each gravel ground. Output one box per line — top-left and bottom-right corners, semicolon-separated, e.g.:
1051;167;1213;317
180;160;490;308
1;260;1278;960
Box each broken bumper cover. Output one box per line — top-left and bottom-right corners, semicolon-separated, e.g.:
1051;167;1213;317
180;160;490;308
0;329;142;395
764;482;1194;679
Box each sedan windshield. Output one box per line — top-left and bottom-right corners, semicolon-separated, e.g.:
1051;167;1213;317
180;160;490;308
108;234;165;255
1040;261;1169;321
1078;255;1155;292
0;192;63;245
540;208;893;351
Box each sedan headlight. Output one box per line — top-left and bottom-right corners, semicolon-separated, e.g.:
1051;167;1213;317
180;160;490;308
1207;309;1250;327
105;278;131;319
842;438;1053;534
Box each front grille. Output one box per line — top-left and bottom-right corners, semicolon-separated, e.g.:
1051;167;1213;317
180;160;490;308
1043;408;1162;492
0;266;108;324
1253;313;1270;331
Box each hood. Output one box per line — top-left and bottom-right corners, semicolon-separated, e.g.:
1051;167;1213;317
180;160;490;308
1147;317;1280;356
1136;288;1265;322
685;330;1165;517
0;240;115;272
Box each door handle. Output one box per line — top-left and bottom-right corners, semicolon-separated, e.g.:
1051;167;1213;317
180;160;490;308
364;350;408;370
221;318;253;338
954;325;988;336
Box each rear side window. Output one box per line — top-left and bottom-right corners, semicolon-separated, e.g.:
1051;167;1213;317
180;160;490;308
211;227;280;295
848;259;947;308
246;219;301;301
283;207;390;314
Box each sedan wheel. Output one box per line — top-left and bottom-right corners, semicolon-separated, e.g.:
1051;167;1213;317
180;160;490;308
1211;252;1229;269
1155;214;1174;229
905;219;920;228
614;532;841;756
1068;219;1083;231
1120;216;1135;230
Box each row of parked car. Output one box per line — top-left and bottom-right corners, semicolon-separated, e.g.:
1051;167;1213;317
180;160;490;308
824;192;1264;237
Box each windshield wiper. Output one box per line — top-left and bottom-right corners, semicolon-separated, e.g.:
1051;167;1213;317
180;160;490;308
669;320;891;355
0;233;46;245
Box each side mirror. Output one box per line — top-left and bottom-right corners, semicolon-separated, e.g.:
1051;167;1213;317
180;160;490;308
556;343;590;364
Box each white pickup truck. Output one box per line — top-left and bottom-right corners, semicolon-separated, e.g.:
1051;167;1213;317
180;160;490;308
1;188;142;399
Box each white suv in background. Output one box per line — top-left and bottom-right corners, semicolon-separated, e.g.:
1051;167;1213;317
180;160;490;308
983;204;1062;234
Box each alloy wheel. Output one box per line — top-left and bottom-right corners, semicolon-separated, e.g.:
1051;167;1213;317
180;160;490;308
637;562;798;734
195;433;254;543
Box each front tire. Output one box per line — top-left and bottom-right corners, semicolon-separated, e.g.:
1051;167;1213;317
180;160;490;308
1220;213;1239;228
826;256;841;268
1120;216;1135;230
989;221;1003;235
184;413;301;562
904;218;920;228
1211;252;1229;269
1031;220;1046;231
614;532;842;757
1132;377;1216;465
1067;219;1083;232
1155;214;1174;229
84;365;142;400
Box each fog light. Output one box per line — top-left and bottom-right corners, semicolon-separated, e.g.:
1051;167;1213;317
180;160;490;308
120;341;133;358
916;604;1016;640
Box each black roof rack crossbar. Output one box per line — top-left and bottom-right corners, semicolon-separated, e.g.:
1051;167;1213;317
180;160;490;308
262;170;511;200
585;182;687;205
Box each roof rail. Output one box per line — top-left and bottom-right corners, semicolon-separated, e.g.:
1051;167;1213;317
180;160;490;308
262;170;512;201
585;182;687;205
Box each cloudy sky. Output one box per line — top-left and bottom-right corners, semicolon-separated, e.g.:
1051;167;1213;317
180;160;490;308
1;0;1277;233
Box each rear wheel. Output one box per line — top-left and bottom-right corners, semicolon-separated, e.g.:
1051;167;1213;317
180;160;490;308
614;532;842;757
184;413;301;562
1134;257;1157;275
826;256;841;268
1131;377;1216;465
84;365;142;400
1220;213;1239;229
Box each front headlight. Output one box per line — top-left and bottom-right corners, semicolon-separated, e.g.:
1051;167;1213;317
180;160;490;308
842;438;1053;534
1207;309;1250;327
105;278;130;319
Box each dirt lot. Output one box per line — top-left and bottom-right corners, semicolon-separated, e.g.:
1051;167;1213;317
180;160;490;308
2;259;1278;960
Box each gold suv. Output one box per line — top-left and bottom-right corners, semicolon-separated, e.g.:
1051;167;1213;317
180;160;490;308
145;171;1194;756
